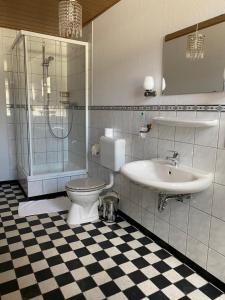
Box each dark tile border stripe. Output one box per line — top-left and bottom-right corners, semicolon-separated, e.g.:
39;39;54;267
0;180;19;185
118;210;225;293
7;104;225;111
88;104;224;112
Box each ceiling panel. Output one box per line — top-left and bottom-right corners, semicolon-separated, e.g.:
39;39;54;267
0;0;120;36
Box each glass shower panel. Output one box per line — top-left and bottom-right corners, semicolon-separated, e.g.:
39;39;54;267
26;36;86;175
12;37;30;175
66;43;86;172
26;36;63;175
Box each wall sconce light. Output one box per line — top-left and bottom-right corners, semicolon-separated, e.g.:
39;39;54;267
144;76;156;97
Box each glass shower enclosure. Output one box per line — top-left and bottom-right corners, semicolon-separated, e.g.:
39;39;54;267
12;31;88;197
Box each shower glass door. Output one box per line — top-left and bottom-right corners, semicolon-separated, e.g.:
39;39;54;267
25;35;87;175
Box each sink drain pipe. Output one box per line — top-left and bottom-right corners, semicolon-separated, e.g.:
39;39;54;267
158;193;191;212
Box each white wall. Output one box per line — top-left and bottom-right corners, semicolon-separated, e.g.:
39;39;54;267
89;0;225;283
93;0;225;106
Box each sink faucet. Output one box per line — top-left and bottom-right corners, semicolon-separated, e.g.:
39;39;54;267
166;150;180;166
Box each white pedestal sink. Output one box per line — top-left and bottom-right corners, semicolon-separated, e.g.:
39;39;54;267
121;159;213;194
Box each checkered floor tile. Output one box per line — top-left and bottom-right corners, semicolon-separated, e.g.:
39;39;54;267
0;183;224;300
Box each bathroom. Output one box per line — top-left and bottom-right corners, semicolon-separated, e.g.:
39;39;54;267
1;0;225;299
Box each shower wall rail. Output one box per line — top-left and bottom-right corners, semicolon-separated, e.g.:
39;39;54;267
12;30;89;197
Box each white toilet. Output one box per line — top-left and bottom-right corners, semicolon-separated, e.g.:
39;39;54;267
66;136;125;225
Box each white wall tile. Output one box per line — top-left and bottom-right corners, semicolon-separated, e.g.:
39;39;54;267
193;145;217;173
158;112;176;141
215;149;225;185
154;217;169;242
195;112;219;147
186;236;208;268
57;176;71;192
144;137;158;160
47;152;58;163
218;112;225;149
175;112;196;144
43;178;58;194
207;248;225;283
141;188;157;214
170;200;189;233
33;138;47;153
7;123;15;139
120;175;130;198
141;209;155;232
129;182;142;205
127;201;141;224
188;207;211;244
131;135;145;159
190;185;213;214
158;124;175;141
209;217;225;256
28;180;43;197
175;126;195;144
34;153;46;165
121;111;133;133
119;196;130;214
169;225;187;254
212;184;225;221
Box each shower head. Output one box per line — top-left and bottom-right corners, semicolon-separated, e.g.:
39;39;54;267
47;56;54;63
42;56;54;67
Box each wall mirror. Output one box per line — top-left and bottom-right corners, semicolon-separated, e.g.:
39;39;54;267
162;14;225;95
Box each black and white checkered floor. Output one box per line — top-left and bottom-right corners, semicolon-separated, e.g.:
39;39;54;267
0;183;224;300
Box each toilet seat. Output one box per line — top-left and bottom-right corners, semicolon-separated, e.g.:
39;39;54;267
66;178;106;192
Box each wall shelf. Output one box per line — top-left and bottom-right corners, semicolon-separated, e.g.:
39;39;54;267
152;117;218;128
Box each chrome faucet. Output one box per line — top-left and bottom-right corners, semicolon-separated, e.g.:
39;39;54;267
166;150;180;166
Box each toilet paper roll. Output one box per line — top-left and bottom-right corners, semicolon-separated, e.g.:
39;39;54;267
91;144;100;156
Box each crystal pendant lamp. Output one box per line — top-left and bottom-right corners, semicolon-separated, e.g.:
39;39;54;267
186;24;204;60
59;0;82;39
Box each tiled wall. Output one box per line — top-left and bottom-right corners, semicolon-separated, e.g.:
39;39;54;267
88;107;225;283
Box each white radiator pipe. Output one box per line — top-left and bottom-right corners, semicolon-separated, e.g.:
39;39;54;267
103;172;114;190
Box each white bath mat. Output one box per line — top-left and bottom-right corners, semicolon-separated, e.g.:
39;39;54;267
18;196;71;217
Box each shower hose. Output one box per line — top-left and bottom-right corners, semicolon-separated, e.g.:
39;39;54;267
46;93;74;139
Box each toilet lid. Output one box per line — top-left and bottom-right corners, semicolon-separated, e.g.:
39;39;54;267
66;178;106;191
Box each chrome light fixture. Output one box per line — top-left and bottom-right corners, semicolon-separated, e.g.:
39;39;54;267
186;24;205;60
59;0;82;39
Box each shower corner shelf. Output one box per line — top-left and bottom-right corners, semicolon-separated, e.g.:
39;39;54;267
152;117;218;128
